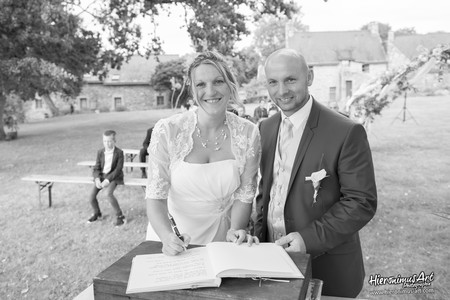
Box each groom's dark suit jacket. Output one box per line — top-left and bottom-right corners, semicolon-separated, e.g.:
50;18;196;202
255;99;377;298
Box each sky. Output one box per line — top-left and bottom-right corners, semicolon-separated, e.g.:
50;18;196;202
154;0;450;55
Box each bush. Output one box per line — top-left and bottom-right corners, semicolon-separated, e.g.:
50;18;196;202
115;106;127;112
98;106;110;113
3;95;24;133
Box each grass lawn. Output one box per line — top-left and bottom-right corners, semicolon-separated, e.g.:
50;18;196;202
0;96;449;299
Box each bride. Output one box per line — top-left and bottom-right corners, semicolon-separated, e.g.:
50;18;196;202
145;51;261;255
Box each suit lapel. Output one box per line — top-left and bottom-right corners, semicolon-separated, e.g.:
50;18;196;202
287;99;321;195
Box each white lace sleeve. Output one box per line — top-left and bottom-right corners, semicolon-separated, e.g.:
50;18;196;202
145;120;170;200
232;121;261;204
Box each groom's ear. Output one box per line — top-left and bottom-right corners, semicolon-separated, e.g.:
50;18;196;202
307;67;314;86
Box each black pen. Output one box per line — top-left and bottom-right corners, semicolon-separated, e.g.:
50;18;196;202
167;212;186;250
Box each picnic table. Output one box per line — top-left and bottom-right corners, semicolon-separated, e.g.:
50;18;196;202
77;160;148;170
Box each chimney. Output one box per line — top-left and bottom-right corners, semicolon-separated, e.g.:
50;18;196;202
368;22;379;36
285;20;295;48
388;31;394;44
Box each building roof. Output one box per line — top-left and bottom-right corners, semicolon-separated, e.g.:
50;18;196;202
84;54;180;84
287;31;387;65
393;32;450;60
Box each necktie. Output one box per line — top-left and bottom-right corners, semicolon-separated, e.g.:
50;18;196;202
278;118;293;160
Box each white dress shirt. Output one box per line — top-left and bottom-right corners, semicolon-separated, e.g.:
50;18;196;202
103;148;114;175
267;96;313;242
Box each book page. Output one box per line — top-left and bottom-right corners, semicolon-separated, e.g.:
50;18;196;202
206;242;303;279
126;247;221;293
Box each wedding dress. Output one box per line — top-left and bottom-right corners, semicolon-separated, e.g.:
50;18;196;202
145;110;260;245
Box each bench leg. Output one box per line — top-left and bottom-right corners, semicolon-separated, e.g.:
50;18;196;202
125;154;137;173
48;183;53;207
36;181;54;208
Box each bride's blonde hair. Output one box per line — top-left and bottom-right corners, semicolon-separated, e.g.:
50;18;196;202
183;51;242;107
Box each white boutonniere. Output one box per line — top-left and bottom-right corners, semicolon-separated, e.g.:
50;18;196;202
305;169;328;205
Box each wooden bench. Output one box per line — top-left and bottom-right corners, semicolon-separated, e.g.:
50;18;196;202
77;161;148;169
123;148;140;162
122;149;142;172
21;175;147;207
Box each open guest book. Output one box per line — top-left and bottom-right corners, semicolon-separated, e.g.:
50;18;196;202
126;242;304;294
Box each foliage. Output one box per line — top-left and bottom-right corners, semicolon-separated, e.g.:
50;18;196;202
395;27;417;36
0;0;104;140
249;0;299;20
185;0;248;55
346;44;450;126
0;0;300;140
150;58;189;107
86;0;300;56
3;95;24;132
154;0;300;55
115;105;128;112
253;12;308;59
235;46;262;84
150;58;187;90
242;77;268;103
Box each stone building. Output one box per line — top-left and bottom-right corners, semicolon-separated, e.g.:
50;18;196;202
386;32;450;92
286;24;388;109
24;54;179;121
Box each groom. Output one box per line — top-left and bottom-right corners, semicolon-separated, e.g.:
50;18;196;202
254;48;377;298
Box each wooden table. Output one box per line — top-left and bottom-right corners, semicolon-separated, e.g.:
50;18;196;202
93;241;312;300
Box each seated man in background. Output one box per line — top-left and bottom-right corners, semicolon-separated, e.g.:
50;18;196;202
237;105;254;123
253;99;268;124
139;127;153;178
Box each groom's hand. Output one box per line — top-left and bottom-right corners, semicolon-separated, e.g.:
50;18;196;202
275;232;306;253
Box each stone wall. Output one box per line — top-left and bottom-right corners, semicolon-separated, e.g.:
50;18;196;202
22;84;171;121
77;84;170;112
309;61;388;109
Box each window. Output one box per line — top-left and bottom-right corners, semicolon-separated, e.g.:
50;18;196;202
35;99;43;109
345;81;353;98
156;95;164;106
362;64;370;73
329;87;337;101
114;97;122;108
79;98;87;109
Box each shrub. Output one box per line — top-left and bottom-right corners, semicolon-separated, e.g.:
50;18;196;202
115;106;127;112
3;95;24;133
98;106;110;113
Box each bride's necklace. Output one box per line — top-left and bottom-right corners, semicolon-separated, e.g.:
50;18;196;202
195;120;227;151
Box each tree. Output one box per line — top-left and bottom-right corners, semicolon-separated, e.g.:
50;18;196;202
233;47;261;84
1;0;300;140
395;27;417;36
0;0;104;140
253;12;308;59
185;1;247;55
150;58;188;108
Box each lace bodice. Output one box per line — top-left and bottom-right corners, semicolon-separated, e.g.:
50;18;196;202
145;110;261;204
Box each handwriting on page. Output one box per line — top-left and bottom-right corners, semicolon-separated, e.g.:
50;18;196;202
136;248;212;285
152;255;208;283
